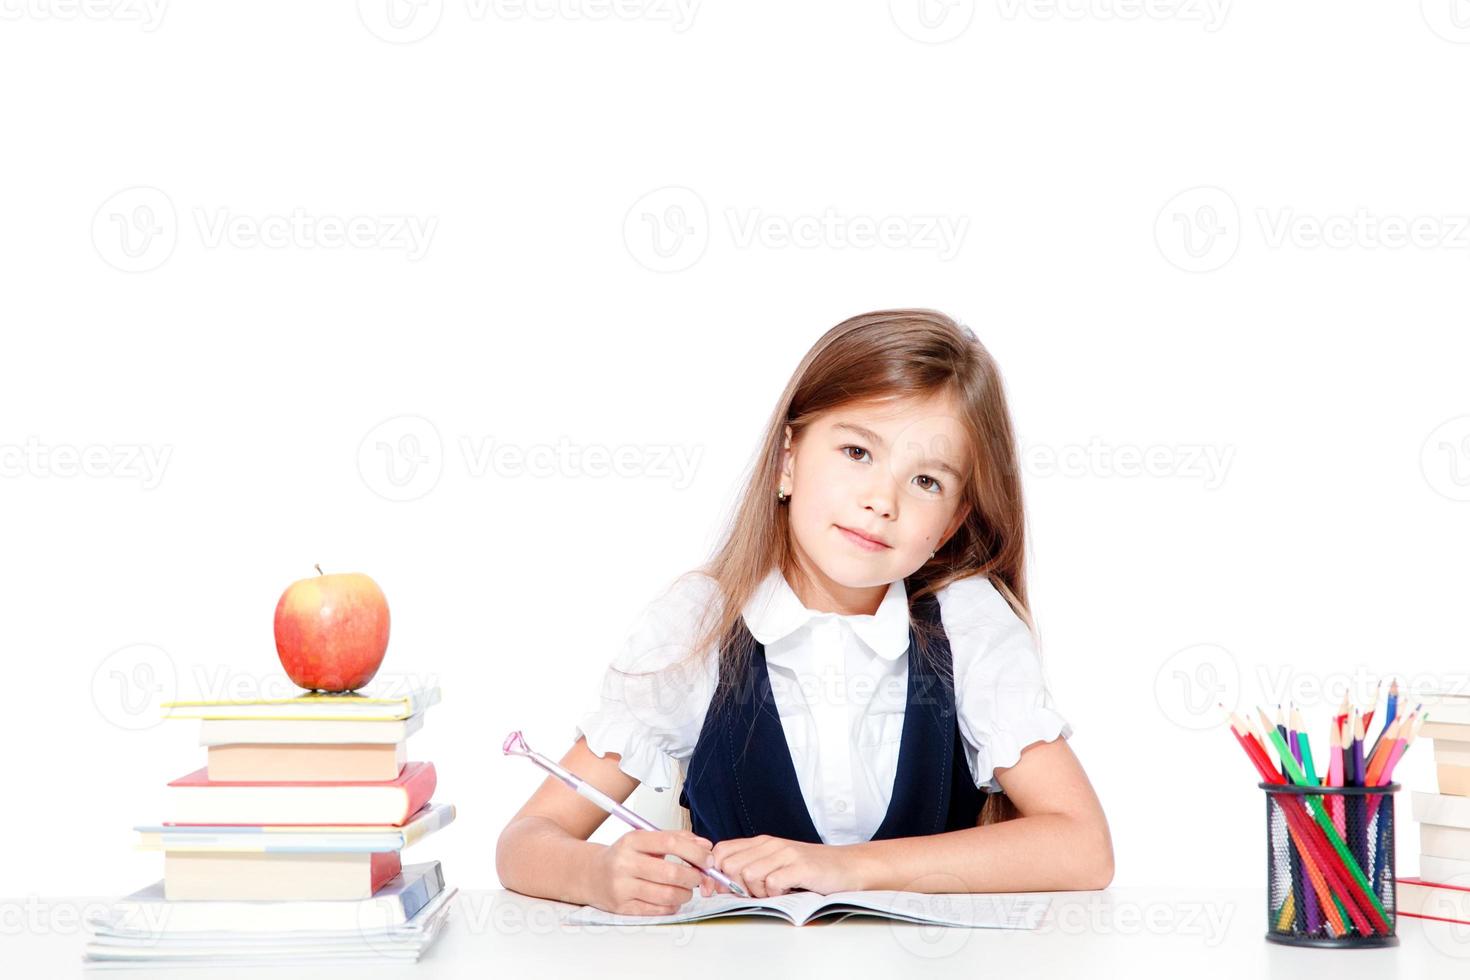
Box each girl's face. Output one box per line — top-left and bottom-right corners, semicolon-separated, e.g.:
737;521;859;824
778;391;973;615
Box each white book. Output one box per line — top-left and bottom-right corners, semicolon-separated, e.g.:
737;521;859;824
199;712;424;746
164;686;439;722
1397;877;1470;925
85;861;445;935
1419;853;1470;886
1412;790;1470;830
82;894;452;967
1421;824;1470;861
563;889;1051;929
135;802;454;853
1419;691;1470;726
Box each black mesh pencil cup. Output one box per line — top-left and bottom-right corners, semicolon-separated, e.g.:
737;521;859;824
1260;781;1399;948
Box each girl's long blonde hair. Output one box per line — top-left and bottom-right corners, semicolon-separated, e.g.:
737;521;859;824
653;309;1031;828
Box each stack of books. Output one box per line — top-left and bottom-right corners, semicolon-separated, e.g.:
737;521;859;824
1395;687;1470;925
82;684;457;968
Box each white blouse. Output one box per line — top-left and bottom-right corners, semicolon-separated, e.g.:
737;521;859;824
573;567;1072;846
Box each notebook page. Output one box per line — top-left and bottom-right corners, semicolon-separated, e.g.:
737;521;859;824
562;889;830;926
812;890;1051;929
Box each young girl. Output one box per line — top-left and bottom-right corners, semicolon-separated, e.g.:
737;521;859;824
496;309;1112;916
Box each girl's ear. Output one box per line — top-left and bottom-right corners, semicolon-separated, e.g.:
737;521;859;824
779;424;794;483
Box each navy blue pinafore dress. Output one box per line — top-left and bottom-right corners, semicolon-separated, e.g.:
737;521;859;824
677;584;986;845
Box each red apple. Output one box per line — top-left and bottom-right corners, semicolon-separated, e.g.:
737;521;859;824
273;565;390;692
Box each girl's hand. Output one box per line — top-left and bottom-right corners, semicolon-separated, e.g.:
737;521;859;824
704;835;866;898
587;829;715;916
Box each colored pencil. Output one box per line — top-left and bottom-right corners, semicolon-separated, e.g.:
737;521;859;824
1225;711;1348;936
1255;710;1391;934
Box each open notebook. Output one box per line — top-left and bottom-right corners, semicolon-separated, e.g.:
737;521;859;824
563;889;1051;928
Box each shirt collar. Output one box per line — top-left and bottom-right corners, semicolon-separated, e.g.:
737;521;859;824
740;567;911;661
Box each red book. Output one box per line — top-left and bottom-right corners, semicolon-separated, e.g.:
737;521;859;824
166;761;436;826
164;850;403;901
1396;876;1470;926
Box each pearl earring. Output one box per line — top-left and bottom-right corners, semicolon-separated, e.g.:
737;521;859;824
776;486;789;502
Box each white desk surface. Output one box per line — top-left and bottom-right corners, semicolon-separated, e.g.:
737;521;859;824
9;887;1469;978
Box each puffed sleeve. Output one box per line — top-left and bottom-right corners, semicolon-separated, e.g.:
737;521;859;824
572;572;721;793
937;574;1073;793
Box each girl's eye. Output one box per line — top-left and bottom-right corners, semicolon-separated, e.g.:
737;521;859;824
915;475;943;495
842;445;944;495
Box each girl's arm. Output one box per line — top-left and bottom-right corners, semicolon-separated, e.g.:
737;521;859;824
496;736;715;913
847;736;1113;892
495;737;635;906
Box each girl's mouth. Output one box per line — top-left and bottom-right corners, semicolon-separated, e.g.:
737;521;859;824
836;525;891;552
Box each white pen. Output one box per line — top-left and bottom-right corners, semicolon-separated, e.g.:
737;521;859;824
502;730;748;898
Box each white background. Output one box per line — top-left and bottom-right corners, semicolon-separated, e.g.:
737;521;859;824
2;1;1468;899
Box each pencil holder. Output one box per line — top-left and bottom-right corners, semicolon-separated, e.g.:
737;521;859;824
1260;782;1399;948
